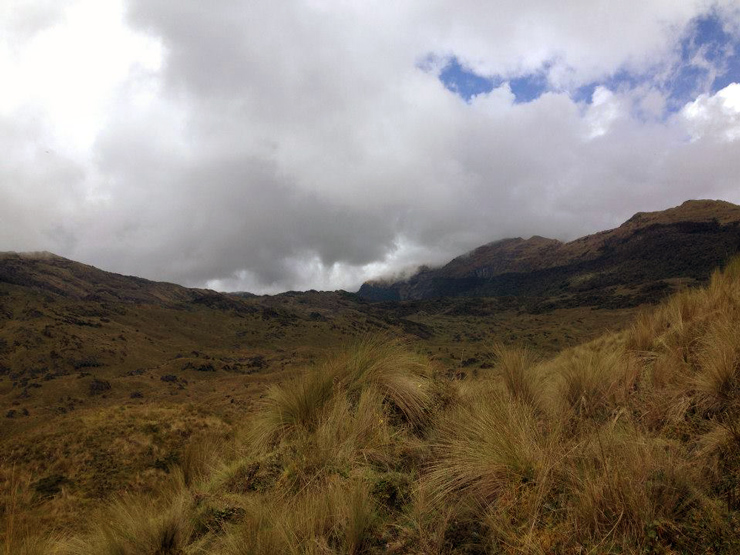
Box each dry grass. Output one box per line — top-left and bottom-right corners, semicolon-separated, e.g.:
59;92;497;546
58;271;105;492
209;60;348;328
180;434;228;488
14;258;740;553
248;335;435;453
693;314;740;414
221;478;376;555
0;468;65;555
567;425;702;547
313;389;394;469
328;335;435;427
0;535;65;555
396;483;452;554
427;389;551;504
492;343;545;412
247;367;339;450
61;488;193;555
556;346;634;423
627;287;706;357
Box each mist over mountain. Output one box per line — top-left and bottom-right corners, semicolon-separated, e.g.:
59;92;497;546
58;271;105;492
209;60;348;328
359;199;740;304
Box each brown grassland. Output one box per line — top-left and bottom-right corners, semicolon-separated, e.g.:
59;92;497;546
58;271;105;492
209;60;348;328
3;259;740;552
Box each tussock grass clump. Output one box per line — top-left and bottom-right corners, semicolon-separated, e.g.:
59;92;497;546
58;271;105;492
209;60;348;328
423;384;564;553
556;346;635;422
627;287;706;356
248;367;339;450
395;483;453;554
708;257;740;303
693;315;740;414
313;389;394;469
180;433;227;488
240;336;437;498
63;490;193;555
223;478;376;555
268;396;394;495
568;425;703;548
627;310;664;354
624;260;740;428
427;389;551;504
0;468;66;555
328;335;435;427
492;343;545;412
248;335;436;453
1;535;65;555
697;418;740;513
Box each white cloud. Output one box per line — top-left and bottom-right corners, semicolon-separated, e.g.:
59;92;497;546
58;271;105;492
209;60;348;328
0;0;162;154
681;82;740;141
585;87;624;138
1;1;740;293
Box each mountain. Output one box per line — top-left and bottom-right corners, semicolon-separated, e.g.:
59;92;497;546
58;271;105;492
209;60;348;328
7;234;740;553
0;251;255;310
358;199;740;305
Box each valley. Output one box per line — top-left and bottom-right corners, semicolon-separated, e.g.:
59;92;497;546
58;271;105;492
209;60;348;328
2;200;740;553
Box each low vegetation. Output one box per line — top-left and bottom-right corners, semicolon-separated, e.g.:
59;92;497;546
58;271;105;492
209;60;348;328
5;259;740;553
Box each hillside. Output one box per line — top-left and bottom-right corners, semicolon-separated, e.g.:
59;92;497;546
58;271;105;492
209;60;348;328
0;251;256;309
5;256;740;553
358;199;740;303
3;200;738;551
0;249;642;545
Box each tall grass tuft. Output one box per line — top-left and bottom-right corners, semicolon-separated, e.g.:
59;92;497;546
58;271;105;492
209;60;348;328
557;347;632;422
247;335;435;452
0;468;64;555
627;287;705;357
567;425;703;548
427;389;550;504
492;343;544;412
1;535;65;555
333;480;377;554
399;483;453;554
223;478;375;555
314;388;394;469
63;492;193;555
693;314;740;414
180;433;226;488
329;335;435;427
247;367;339;450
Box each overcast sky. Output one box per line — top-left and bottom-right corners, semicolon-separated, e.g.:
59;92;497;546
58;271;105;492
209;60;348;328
2;1;740;293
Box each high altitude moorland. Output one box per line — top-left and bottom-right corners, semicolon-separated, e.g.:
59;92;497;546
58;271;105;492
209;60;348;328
1;199;740;553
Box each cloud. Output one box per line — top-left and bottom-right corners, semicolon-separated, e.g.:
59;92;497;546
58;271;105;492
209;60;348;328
682;82;740;140
1;1;740;293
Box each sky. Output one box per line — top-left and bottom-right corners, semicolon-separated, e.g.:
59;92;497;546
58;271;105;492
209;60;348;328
2;1;740;294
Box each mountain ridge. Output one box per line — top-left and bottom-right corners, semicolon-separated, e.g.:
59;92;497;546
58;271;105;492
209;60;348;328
358;199;740;302
0;250;258;312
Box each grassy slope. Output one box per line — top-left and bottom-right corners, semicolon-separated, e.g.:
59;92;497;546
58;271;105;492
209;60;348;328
0;266;638;550
5;260;740;553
